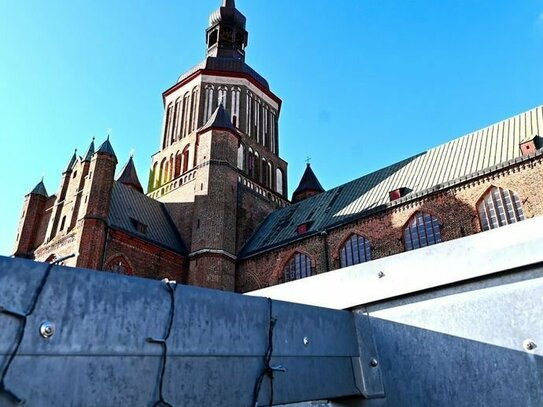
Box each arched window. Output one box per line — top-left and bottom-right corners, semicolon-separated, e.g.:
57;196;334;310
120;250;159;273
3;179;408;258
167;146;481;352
231;86;241;127
174;152;182;178
276;168;284;195
152;162;159;189
163;103;173;149
247;148;255;178
237;143;245;170
59;216;66;231
283;253;314;283
105;256;134;276
478;186;525;231
339;234;371;268
204;85;214;122
190;87;199;132
403;212;442;251
182;92;190;137
254;152;261;182
160;158;167;185
172;98;181;141
182;145;190;173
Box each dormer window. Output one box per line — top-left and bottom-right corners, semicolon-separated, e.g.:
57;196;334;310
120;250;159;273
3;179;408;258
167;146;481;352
389;187;411;201
130;218;148;234
297;222;313;235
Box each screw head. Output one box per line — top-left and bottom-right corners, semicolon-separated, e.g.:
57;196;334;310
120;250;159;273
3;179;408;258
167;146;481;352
523;339;537;352
303;337;310;346
369;358;379;367
39;321;55;339
378;271;385;279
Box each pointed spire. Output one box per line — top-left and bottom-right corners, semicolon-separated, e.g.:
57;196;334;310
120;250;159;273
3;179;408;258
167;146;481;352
116;156;143;193
29;179;48;197
222;0;235;7
96;136;117;159
292;164;325;203
199;103;236;133
64;149;78;173
83;137;95;161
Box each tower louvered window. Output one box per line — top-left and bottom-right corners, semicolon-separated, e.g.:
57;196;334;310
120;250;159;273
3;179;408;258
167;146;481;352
404;212;442;251
283;253;314;282
339;234;371;268
478;187;525;231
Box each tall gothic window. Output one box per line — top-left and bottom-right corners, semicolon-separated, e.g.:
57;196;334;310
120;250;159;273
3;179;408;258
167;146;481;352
276;168;284;195
182;93;190;137
403;212;442;251
204;85;214;122
339;234;371;268
190;87;199;132
163;103;173;149
283;253;314;283
172;98;181;142
478;186;525;231
231;86;241;127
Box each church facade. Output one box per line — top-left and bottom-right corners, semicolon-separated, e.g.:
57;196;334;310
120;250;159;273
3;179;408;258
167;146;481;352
13;1;543;292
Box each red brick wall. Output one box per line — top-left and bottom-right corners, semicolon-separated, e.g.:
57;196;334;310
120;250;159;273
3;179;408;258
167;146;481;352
237;158;543;292
104;229;187;282
13;193;48;257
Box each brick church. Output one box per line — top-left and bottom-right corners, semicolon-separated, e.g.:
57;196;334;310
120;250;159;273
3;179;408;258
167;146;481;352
13;0;543;292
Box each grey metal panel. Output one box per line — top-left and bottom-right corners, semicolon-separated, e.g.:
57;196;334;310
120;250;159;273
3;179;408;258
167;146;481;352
363;265;543;407
0;256;369;406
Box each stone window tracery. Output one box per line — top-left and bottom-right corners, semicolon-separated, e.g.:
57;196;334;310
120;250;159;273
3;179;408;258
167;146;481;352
403;212;442;251
339;234;371;268
283;253;314;283
478;186;525;231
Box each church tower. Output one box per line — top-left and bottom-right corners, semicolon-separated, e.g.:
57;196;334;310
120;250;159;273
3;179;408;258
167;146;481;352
147;0;288;290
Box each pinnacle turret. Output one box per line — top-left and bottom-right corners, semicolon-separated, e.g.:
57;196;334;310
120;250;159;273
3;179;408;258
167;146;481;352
116;156;143;193
83;138;96;161
28;179;48;197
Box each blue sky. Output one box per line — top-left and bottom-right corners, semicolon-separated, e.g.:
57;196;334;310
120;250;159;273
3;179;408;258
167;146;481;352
1;0;542;256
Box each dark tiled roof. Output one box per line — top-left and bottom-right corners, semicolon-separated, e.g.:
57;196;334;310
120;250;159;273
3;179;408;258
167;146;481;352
116;157;143;193
108;182;187;255
177;57;269;90
83;139;95;161
29;180;48;197
199;104;236;133
97;137;116;158
240;104;543;259
64;151;78;173
293;164;325;197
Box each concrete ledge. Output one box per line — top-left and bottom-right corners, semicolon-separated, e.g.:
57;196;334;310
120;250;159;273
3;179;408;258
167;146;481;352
246;216;543;310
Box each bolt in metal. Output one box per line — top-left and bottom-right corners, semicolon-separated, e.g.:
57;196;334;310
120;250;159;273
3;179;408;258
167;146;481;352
303;336;310;346
378;271;385;279
369;358;379;367
39;321;55;339
523;339;537;351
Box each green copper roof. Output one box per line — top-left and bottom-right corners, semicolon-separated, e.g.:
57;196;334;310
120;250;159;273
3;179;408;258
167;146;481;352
240;104;543;259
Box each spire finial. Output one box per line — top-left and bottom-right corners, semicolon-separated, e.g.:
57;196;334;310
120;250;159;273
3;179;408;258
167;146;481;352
129;148;135;158
305;156;312;165
222;0;235;8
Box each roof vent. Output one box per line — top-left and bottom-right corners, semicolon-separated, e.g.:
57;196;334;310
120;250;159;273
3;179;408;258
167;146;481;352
297;222;312;235
389;187;411;202
519;135;539;157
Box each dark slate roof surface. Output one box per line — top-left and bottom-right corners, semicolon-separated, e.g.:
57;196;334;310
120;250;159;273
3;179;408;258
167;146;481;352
97;138;116;158
64;151;78;173
240;104;543;258
108;182;187;255
116;157;143;193
199;104;236;133
83;139;95;161
29;180;48;197
293;164;325;197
